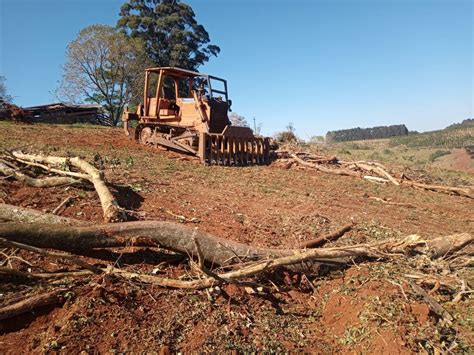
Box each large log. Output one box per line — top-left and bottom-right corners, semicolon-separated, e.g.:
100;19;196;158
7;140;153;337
0;203;86;225
427;233;473;258
10;152;124;222
0;289;67;321
400;180;473;199
299;223;353;248
0;203;470;269
0;162;79;187
290;154;360;177
0;218;470;268
0;221;292;265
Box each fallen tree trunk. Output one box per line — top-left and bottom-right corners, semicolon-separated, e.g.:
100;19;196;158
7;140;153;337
0;201;471;290
0;162;79;187
0;221;292;265
290;154;360;177
77;233;461;289
0;217;471;269
0;237;101;273
0;289;67;321
285;151;473;198
0;234;421;290
400;180;473;199
9;152;124;222
299;223;353;248
352;162;400;186
0;203;86;226
426;233;473;259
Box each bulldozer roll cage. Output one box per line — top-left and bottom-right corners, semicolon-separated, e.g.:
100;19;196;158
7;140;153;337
122;67;270;165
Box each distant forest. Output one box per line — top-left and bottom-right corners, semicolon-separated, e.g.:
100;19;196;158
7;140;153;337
326;124;409;142
445;118;474;130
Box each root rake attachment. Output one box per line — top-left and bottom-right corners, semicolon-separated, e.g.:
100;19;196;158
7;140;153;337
199;133;270;165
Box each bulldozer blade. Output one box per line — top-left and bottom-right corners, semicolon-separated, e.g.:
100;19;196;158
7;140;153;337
199;132;270;166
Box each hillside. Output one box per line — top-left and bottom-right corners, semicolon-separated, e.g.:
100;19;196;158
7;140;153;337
0;122;472;353
322;122;474;177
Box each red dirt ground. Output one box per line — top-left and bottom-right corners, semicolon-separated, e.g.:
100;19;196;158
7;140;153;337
435;148;474;174
0;123;472;353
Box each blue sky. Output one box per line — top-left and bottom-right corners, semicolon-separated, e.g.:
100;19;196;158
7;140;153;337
1;0;472;138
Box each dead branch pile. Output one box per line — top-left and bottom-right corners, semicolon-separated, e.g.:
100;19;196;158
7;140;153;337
0;151;124;222
275;150;473;198
0;202;471;324
0;150;472;331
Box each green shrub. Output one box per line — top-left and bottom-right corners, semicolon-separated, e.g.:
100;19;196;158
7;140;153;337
275;131;297;144
429;150;451;162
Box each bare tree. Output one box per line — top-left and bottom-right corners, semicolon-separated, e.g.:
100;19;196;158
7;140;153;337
0;76;13;104
57;25;150;125
229;112;249;127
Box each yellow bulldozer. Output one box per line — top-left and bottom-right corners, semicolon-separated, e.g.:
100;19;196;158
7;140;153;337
122;67;270;165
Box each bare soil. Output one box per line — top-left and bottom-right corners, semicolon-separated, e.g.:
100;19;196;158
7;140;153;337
435;149;474;174
0;122;472;353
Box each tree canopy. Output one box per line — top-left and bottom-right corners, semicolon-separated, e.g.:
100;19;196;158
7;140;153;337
326;124;409;142
117;0;220;70
57;25;150;125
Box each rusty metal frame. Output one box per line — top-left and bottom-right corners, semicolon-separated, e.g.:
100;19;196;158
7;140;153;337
143;67;230;105
126;67;270;166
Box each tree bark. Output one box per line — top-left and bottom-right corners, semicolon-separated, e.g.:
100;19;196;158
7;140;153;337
0;289;67;321
0;203;86;226
427;233;473;258
290;154;360;177
0;215;469;268
400;180;473;199
299;223;353;248
0;221;291;265
352;162;400;186
0;237;102;273
10;152;124;221
0;162;79;187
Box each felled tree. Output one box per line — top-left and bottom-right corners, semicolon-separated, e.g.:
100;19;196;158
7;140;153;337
117;0;220;71
57;25;150;125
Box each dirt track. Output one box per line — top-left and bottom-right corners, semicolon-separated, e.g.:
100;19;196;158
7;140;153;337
0;123;472;353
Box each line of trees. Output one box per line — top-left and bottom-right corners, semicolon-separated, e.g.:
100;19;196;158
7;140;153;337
326;124;409;142
56;0;221;126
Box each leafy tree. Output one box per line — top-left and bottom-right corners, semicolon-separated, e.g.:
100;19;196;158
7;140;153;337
117;0;220;70
275;122;298;144
0;76;13;103
229;112;249;127
57;25;150;125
